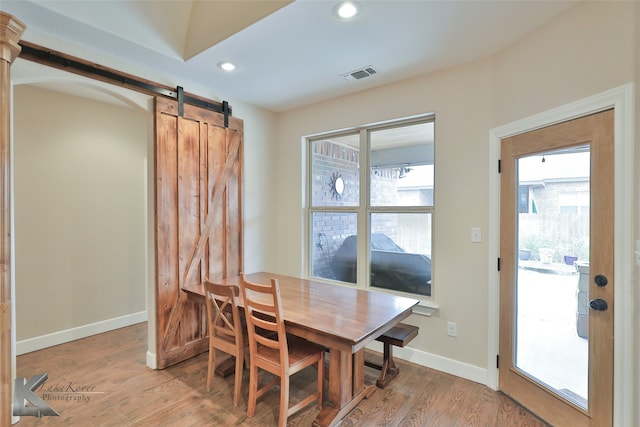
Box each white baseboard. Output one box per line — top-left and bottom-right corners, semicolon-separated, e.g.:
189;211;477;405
366;341;488;386
16;311;148;355
146;351;157;369
16;312;488;383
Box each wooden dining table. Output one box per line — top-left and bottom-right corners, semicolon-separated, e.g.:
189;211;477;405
182;271;419;427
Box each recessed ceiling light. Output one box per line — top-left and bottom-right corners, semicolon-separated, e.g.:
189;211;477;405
217;61;236;72
334;1;361;20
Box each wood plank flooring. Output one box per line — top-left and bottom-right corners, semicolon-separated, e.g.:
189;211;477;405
15;322;548;426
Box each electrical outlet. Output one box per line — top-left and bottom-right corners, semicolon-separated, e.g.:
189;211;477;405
447;321;457;337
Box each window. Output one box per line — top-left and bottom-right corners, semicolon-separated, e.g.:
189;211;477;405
559;191;589;214
308;116;434;297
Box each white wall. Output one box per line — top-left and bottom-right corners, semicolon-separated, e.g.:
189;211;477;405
13;85;149;351
492;0;636;123
275;0;638;410
230;103;279;274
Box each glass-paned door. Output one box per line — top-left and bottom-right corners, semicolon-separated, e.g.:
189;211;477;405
499;110;614;426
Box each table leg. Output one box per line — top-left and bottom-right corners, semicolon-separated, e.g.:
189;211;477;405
353;349;365;394
313;348;376;427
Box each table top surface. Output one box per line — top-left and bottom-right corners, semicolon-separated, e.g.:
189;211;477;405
182;272;419;349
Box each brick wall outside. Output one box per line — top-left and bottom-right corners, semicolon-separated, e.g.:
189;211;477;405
311;140;414;278
311;140;358;278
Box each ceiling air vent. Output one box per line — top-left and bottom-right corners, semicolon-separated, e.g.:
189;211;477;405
342;66;378;81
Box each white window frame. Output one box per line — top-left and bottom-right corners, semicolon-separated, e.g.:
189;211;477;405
306;114;435;302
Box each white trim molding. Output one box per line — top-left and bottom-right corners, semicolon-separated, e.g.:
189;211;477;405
16;311;148;355
412;300;440;317
146;351;158;370
488;84;635;426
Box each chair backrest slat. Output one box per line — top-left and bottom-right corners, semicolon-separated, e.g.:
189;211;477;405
240;274;289;367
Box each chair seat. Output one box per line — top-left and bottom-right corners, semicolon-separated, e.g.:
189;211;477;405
288;336;326;362
257;335;324;364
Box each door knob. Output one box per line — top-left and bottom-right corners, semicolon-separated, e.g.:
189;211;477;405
594;274;608;287
590;298;608;311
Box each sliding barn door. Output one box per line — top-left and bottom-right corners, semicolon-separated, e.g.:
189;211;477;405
155;97;243;369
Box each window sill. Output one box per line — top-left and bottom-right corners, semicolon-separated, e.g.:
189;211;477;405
412;300;439;317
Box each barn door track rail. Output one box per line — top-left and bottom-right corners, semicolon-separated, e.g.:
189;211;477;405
18;41;231;125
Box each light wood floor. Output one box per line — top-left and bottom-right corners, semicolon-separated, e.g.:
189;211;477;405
15;322;547;426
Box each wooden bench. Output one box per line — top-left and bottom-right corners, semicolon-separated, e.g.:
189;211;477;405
365;323;419;388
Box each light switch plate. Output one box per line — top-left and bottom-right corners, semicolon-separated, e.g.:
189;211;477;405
447;322;457;337
471;227;482;243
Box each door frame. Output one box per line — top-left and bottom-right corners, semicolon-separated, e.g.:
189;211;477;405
487;84;634;426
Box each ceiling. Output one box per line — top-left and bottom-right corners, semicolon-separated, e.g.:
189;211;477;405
3;0;580;113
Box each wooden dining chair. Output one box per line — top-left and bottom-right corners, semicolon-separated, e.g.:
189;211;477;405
204;280;247;407
239;274;324;427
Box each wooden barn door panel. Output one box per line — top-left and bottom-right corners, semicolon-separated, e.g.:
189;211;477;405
223;127;242;277
155;97;243;369
206;125;226;281
176;117;206;346
155;108;179;353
